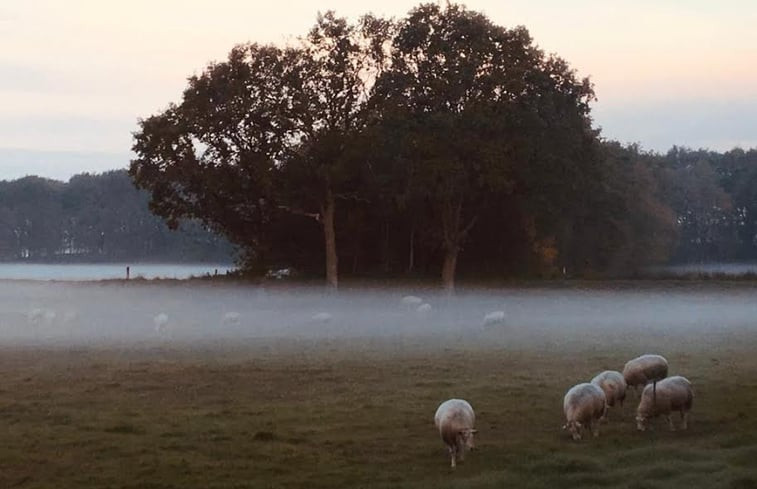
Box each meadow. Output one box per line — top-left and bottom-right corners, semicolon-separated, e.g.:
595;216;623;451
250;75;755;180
0;326;756;488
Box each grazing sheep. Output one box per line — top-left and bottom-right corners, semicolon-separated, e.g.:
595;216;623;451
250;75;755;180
153;313;169;334
563;383;607;441
623;354;669;395
222;311;241;326
636;376;693;431
27;308;45;326
591;370;627;419
416;303;432;314
482;310;506;327
62;310;78;325
401;295;423;306
311;312;332;323
434;399;477;468
28;308;56;327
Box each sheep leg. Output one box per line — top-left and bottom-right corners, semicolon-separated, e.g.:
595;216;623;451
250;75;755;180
667;414;675;431
591;419;600;438
457;441;466;462
449;447;457;469
681;411;688;430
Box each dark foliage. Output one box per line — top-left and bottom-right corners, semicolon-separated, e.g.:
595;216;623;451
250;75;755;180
129;3;757;285
0;170;233;262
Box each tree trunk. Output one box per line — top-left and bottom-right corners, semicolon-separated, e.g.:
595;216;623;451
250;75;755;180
382;220;391;273
322;191;338;289
407;226;415;274
441;245;458;293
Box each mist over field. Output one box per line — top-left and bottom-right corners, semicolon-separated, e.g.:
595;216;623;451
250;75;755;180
3;280;757;348
2;279;757;488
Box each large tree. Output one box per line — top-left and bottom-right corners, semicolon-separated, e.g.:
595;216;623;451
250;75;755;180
372;3;597;290
131;13;390;287
276;12;391;288
131;43;291;271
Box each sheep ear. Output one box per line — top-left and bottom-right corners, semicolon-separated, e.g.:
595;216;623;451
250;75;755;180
562;423;568;430
469;429;478;434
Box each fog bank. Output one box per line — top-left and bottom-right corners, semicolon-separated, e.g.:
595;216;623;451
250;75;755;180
2;280;756;348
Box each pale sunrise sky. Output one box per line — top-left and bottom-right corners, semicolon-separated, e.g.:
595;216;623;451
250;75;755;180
1;0;756;181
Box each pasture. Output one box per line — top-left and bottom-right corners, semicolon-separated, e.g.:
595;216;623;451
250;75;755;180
1;280;757;487
0;330;756;488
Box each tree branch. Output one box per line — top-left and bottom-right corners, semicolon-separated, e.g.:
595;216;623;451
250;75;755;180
277;205;321;222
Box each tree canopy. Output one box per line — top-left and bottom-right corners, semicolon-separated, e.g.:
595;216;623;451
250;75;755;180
129;2;757;287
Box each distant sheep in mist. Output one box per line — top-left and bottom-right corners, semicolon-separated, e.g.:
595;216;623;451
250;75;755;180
401;296;423;306
61;310;78;325
311;312;333;324
222;311;241;326
153;313;169;335
28;308;56;327
434;399;477;468
482;310;506;327
416;303;432;314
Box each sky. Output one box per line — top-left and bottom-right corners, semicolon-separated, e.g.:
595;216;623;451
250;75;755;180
1;0;756;181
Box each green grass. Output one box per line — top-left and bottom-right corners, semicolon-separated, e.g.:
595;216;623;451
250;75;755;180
0;333;755;488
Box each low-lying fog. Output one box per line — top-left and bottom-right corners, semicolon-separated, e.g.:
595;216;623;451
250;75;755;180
2;280;756;348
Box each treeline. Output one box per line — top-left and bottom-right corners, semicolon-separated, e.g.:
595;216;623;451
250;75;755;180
656;146;757;264
129;3;757;287
0;170;234;262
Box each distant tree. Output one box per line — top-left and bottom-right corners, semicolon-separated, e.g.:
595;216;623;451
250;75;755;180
576;142;676;273
0;177;64;259
0;171;232;262
659;147;739;263
714;148;757;259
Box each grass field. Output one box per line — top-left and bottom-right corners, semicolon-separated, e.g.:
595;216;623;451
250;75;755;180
0;329;756;489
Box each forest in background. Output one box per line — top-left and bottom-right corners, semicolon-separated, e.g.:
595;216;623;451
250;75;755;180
0;170;233;263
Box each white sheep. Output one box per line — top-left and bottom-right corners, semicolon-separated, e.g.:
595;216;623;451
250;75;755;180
401;295;423;306
311;312;332;323
563;383;608;441
482;310;506;327
590;370;627;420
416;303;432;314
62;310;78;325
28;308;56;327
43;310;56;323
623;354;669;395
153;313;169;334
27;308;45;326
636;375;693;431
222;311;241;326
434;399;477;468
